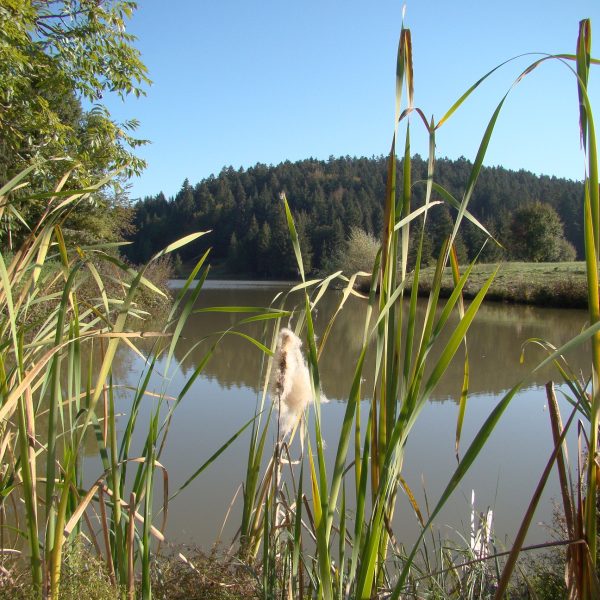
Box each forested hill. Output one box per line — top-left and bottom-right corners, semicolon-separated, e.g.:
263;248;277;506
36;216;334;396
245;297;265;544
126;155;583;278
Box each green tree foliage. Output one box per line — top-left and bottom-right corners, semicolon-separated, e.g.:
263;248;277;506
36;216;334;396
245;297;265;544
425;204;468;263
127;156;584;278
509;201;577;262
0;0;149;181
256;221;271;276
227;231;240;272
0;0;149;245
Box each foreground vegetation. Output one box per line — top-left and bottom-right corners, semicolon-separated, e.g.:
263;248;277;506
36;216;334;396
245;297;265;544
219;17;600;600
6;545;260;600
1;8;600;600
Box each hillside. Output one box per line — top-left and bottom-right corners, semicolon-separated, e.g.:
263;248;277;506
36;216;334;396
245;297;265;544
126;155;583;277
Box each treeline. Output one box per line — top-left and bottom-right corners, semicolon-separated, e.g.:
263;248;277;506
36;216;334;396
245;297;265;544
126;155;583;277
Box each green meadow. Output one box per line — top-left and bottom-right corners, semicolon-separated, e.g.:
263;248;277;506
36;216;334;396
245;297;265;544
411;261;589;308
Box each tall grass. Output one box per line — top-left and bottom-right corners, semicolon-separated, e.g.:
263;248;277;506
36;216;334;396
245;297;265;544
0;167;272;599
236;15;600;600
490;20;600;600
0;168;172;597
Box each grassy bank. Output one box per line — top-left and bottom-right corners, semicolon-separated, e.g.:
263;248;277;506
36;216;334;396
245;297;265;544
407;261;588;308
188;260;588;309
6;545;259;600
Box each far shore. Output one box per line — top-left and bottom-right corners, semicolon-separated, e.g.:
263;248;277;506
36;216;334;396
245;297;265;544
405;261;588;309
173;261;588;309
168;278;295;290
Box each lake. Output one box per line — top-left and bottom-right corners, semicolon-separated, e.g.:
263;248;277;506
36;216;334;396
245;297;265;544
112;280;590;554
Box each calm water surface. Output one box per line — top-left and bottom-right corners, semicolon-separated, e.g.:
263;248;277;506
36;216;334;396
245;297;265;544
113;280;590;551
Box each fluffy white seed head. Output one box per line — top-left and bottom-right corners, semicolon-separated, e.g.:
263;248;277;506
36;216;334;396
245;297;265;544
271;328;312;435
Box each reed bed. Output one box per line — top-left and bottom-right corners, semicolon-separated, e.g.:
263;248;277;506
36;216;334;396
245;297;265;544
0;167;280;599
235;16;600;600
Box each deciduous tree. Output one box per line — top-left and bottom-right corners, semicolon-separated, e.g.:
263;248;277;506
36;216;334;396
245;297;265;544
509;201;576;262
0;0;149;244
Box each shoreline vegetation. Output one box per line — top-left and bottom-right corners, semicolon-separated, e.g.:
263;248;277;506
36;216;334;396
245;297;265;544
408;261;588;308
191;260;589;309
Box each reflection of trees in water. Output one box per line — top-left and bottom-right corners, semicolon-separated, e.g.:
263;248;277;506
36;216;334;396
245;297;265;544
146;286;590;403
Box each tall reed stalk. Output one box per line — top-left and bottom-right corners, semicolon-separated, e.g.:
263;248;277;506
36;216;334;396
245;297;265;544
578;17;600;592
237;15;500;599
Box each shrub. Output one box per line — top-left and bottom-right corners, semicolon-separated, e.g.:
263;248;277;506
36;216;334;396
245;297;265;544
323;226;379;276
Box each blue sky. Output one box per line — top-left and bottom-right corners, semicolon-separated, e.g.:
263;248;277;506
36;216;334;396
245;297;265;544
106;1;600;200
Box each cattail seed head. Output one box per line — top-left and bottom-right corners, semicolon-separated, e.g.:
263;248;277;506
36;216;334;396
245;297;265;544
271;328;312;435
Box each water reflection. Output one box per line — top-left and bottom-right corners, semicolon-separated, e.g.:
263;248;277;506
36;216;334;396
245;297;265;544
111;281;591;549
157;283;589;402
